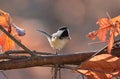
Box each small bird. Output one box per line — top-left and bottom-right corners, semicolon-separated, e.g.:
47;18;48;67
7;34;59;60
37;26;71;52
37;26;71;79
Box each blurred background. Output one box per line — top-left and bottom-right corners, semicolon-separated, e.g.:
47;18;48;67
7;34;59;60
0;0;120;79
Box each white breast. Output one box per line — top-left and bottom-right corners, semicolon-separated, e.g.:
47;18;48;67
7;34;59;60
48;37;69;51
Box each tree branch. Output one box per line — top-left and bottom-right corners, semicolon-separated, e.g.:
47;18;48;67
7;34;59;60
0;24;120;71
0;44;119;70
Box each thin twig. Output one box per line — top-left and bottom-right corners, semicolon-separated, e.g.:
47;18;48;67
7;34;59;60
78;39;120;68
77;74;85;79
0;71;8;79
0;25;36;56
81;74;85;79
4;50;55;55
92;39;120;57
58;68;61;79
41;65;76;70
0;54;29;59
0;41;119;70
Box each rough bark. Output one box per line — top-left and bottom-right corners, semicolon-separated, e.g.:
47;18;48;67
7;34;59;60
0;46;119;70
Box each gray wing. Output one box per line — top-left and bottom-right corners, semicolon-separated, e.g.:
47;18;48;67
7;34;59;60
37;29;52;38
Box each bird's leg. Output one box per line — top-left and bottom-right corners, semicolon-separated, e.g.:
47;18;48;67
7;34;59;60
55;49;59;54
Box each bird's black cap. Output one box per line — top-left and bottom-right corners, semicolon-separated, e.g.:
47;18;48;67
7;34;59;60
58;26;70;39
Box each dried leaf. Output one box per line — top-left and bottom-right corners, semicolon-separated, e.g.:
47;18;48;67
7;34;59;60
112;15;120;23
88;18;112;41
0;9;25;52
87;31;97;40
88;15;120;53
0;16;8;27
96;18;112;41
97;27;110;42
77;54;120;79
0;33;15;52
0;9;12;28
0;33;6;46
97;18;111;29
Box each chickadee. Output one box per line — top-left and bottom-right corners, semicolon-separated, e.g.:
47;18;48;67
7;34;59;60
37;26;71;52
37;26;71;79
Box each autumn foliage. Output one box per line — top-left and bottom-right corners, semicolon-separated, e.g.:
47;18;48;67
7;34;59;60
0;9;120;79
77;54;120;79
81;15;120;79
0;9;25;52
88;15;120;53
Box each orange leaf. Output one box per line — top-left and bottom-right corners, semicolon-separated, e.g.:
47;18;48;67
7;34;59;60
87;31;97;40
97;27;110;42
77;54;120;79
0;33;6;45
88;15;120;53
96;18;112;41
115;21;120;34
0;16;8;27
97;18;112;29
112;15;120;23
0;9;12;28
0;33;15;52
0;9;24;52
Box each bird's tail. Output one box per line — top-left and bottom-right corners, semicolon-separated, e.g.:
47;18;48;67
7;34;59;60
37;29;52;38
